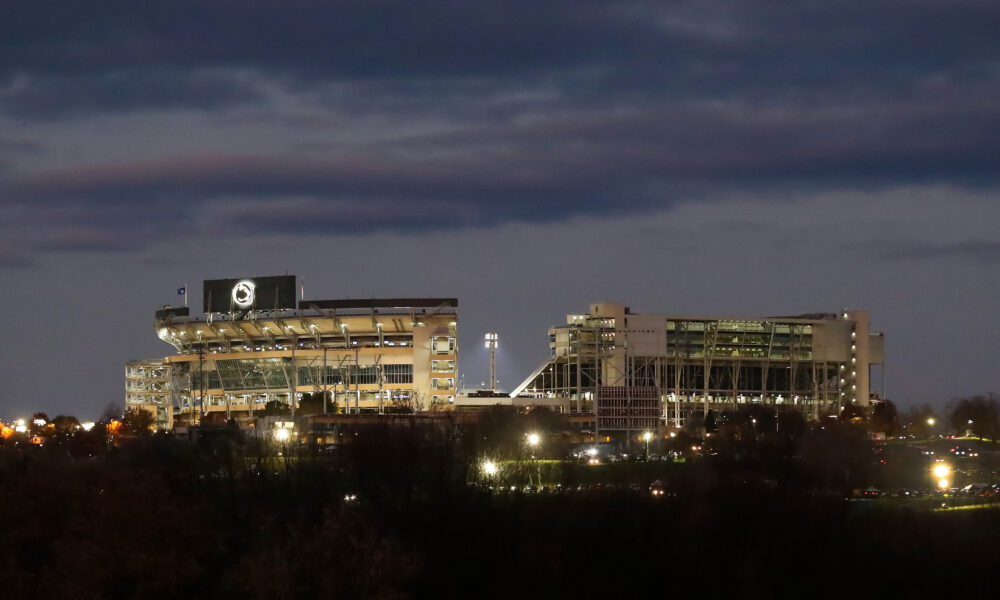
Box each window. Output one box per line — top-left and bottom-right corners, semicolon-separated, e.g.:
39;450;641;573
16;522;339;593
384;364;413;384
432;337;455;354
431;360;455;373
431;378;454;390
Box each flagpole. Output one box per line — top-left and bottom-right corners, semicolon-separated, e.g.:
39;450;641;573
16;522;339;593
184;282;188;307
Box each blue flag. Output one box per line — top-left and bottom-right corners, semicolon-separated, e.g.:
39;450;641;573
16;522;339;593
177;286;186;295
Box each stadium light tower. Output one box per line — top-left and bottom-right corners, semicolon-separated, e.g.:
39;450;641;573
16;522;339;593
484;332;498;391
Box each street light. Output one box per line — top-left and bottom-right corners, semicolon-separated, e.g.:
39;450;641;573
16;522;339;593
526;433;541;486
482;459;498;476
933;463;951;491
643;431;652;456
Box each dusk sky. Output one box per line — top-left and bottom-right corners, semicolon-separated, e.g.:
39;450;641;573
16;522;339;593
1;1;998;418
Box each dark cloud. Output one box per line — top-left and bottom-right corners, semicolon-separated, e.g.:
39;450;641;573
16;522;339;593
0;70;264;119
0;0;997;263
876;240;1000;264
2;1;998;115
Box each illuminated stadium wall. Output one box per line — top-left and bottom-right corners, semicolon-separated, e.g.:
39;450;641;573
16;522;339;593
510;302;885;429
128;275;458;426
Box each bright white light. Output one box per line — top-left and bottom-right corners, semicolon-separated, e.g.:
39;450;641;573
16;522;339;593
274;428;290;442
587;447;598;457
933;464;950;478
232;280;256;309
482;460;498;476
527;433;540;446
927;418;936;426
32;418;46;427
642;431;652;441
81;421;95;432
484;331;498;349
938;478;949;490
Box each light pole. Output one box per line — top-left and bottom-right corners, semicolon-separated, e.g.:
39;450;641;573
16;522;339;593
484;332;498;391
643;431;652;457
527;432;541;487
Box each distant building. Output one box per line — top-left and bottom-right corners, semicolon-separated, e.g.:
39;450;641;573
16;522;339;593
126;275;458;426
510;302;885;431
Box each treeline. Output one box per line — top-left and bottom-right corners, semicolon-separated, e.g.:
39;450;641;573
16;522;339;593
2;413;999;598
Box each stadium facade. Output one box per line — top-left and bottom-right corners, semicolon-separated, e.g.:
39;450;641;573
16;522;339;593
509;302;885;434
127;282;884;435
126;275;458;428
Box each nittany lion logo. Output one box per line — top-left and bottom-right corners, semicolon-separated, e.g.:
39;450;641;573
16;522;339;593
231;280;255;309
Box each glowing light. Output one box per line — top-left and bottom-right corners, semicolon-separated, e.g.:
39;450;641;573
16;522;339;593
642;431;652;441
933;464;950;478
927;417;936;426
231;280;256;309
938;478;949;489
81;421;95;432
587;447;598;457
274;428;290;442
527;433;540;447
482;460;498;476
484;332;498;349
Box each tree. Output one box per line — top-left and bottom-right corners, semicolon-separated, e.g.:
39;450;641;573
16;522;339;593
99;402;121;424
839;403;866;425
29;412;51;436
949;394;1000;442
704;410;718;433
259;400;291;418
390;391;425;413
122;408;155;435
298;392;329;415
870;398;898;436
899;404;939;439
51;415;81;434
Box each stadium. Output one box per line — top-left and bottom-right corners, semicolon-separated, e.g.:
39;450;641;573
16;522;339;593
509;302;885;436
126;278;883;437
126;275;457;429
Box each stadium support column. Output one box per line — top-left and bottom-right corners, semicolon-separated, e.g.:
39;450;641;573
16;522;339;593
198;346;205;425
575;334;582;414
290;342;296;418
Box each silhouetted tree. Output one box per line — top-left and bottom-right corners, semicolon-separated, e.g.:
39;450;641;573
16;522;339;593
777;410;807;439
705;409;718;433
29;413;51;436
870;398;898;436
840;403;866;425
99;402;121;424
298;392;330;415
949;394;999;442
122;408;155;435
259;400;291;417
899;404;940;438
50;415;80;435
